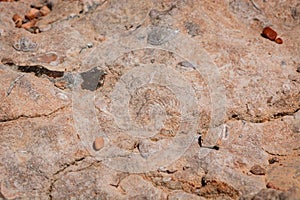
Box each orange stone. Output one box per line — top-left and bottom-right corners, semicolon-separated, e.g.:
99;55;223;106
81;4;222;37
275;37;283;44
25;8;41;20
12;14;22;28
21;19;37;30
93;137;104;151
262;27;277;41
40;5;51;16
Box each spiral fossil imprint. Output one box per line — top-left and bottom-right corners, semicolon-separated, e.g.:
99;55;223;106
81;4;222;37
72;26;226;173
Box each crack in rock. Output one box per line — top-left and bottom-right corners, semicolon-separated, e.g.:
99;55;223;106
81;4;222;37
0;105;68;123
228;107;300;124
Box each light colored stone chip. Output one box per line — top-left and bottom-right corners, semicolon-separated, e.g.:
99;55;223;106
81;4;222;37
93;137;104;151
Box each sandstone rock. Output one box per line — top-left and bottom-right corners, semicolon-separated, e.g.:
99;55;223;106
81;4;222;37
168;191;206;200
0;0;299;199
248;187;300;200
251;188;281;200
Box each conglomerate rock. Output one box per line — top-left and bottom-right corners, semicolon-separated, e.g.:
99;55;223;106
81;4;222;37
0;0;299;199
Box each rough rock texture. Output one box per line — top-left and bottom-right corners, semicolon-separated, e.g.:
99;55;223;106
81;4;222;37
0;0;299;199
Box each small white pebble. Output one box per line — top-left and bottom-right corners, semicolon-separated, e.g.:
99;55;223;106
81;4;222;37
162;177;171;182
86;43;93;48
56;92;69;101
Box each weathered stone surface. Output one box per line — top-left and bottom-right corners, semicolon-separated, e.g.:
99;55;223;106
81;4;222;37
0;65;70;122
250;165;266;175
244;187;300;200
0;0;299;199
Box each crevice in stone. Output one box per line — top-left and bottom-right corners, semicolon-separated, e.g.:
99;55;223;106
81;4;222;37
17;65;64;78
53;157;87;176
1;59;64;78
227;107;300;124
196;179;240;199
261;147;288;157
47;156;102;199
0;105;68;123
47;157;88;199
144;172;239;199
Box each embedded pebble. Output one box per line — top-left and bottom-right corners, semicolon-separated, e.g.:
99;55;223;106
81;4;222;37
86;43;93;48
80;67;106;91
149;9;160;19
13;37;37;52
40;5;51;16
56;92;69;101
93;137;104;151
275;37;283;44
12;14;23;28
178;61;195;69
21;19;37;31
262;27;277;41
296;66;300;73
250;165;266;175
268;157;279;164
25;8;41;20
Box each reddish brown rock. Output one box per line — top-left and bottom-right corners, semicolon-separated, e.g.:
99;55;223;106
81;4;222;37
25;8;41;20
39;5;51;16
21;19;37;30
262;27;277;41
12;14;22;28
275;37;283;44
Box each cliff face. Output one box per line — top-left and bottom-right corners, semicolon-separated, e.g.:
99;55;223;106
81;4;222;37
0;0;299;199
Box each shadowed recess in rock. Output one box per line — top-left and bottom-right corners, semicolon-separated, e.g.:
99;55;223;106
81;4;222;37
17;65;64;78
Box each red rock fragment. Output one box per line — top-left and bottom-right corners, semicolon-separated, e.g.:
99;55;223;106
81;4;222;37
25;8;41;20
21;19;37;30
275;38;283;44
262;27;277;41
40;5;51;16
12;14;23;28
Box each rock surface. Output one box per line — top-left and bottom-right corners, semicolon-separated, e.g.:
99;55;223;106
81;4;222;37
0;0;299;199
